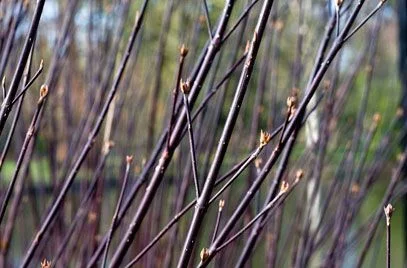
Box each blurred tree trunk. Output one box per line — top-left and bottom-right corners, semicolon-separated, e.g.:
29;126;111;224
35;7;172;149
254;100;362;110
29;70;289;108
398;0;407;263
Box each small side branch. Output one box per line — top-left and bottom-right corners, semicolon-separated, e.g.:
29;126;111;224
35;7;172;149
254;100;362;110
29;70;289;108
181;79;201;198
202;0;213;39
102;156;134;268
211;200;225;244
11;60;44;105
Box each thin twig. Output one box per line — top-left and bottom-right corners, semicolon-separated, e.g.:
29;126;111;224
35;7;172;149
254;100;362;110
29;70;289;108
11;60;44;105
167;45;188;150
222;0;260;43
214;171;304;253
181;79;201;198
342;0;387;43
123;102;321;267
102;156;133;268
202;0;213;39
211;200;225;244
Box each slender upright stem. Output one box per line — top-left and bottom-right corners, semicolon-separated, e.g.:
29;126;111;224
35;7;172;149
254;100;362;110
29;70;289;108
181;81;201;198
102;156;133;268
211;200;225;244
167;45;188;150
202;0;213;39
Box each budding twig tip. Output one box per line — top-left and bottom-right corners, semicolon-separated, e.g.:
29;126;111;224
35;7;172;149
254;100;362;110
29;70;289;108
200;248;210;262
295;169;304;181
218;199;225;211
126;155;134;163
259;130;271;147
39;84;48;99
40;258;51;268
280;181;289;193
286;89;299;117
180;44;189;57
180;79;191;94
384;204;394;226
